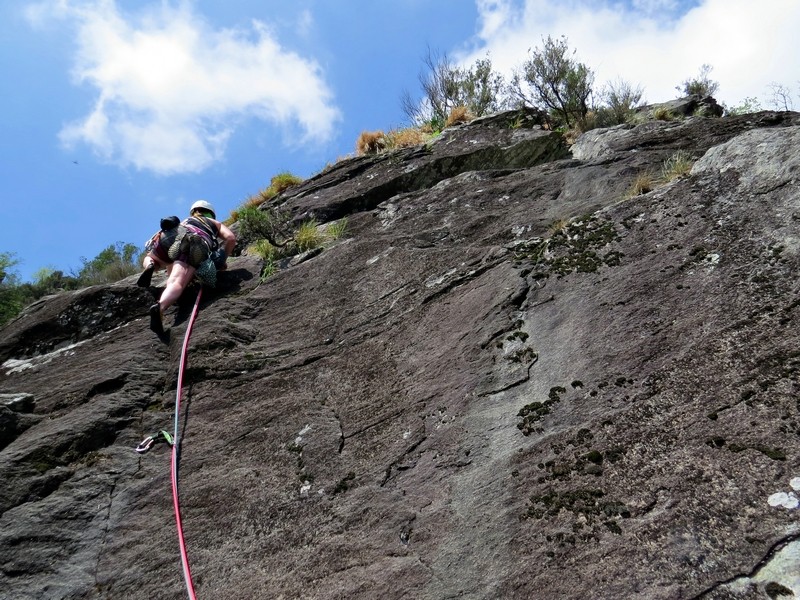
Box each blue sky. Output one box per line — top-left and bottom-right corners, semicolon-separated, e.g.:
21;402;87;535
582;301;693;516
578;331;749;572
2;0;798;281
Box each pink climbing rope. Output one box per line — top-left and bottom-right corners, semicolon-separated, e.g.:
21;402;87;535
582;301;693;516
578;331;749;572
171;287;203;600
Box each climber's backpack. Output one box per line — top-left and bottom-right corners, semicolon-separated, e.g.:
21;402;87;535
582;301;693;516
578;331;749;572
145;214;220;273
168;215;220;268
144;216;187;263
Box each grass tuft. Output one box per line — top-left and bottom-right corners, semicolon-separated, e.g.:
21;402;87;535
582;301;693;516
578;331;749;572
445;106;474;127
661;150;694;181
385;127;430;149
356;131;386;155
653;106;677;121
295;220;323;252
270;172;303;195
325;218;348;241
547;218;570;235
627;172;655;197
249;239;278;262
226;171;304;223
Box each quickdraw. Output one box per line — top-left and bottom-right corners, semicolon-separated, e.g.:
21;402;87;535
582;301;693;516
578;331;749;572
135;430;175;454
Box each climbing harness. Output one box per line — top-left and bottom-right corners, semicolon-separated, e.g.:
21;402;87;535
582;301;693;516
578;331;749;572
170;286;203;600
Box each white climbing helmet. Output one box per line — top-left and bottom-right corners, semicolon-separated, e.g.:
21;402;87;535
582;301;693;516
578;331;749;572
190;199;216;219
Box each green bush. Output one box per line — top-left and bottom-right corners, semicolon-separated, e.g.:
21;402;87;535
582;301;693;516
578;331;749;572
0;244;137;327
402;49;507;126
599;79;645;125
511;35;594;129
0;252;23;326
726;97;762;116
676;64;719;97
77;242;141;286
236;205;293;249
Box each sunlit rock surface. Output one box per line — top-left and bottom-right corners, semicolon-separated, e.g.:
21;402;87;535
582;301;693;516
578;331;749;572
2;106;799;599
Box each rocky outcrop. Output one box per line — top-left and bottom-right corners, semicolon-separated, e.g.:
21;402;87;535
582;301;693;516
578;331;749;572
637;93;725;119
2;107;800;600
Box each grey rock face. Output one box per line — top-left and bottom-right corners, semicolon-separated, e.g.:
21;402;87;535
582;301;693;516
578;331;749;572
1;109;800;599
637;93;725;119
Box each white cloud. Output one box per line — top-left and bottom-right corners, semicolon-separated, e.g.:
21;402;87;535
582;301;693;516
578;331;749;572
27;1;341;175
462;0;800;109
296;9;314;38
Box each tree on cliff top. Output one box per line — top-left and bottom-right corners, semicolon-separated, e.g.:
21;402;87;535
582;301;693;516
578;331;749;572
401;48;507;128
676;64;719;97
0;252;23;326
510;35;595;129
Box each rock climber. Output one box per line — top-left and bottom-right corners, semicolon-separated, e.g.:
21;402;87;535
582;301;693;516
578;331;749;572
137;200;236;335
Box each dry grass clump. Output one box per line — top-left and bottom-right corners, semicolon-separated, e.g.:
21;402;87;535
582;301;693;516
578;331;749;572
653;106;678;121
627;172;655;197
623;151;695;202
547;218;570;235
225;171;303;224
248;186;277;208
270;172;304;195
661;150;694;181
224;209;241;226
385;126;430;149
445;106;474;127
356;120;444;155
356;130;386;155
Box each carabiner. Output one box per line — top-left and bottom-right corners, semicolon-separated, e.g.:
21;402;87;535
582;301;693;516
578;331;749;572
136;435;156;454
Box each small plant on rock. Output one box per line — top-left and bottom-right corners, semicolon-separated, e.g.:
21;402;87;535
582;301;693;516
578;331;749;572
548;218;570;235
385;126;430;149
227;172;303;222
662;150;694;181
444;106;474;127
270;172;303;195
653;106;677;121
250;239;278;262
295;220;323;252
676;64;719;97
249;239;279;281
600;78;645;125
356;130;386;155
325;218;349;241
627;172;655;197
236;205;294;248
726;96;762;116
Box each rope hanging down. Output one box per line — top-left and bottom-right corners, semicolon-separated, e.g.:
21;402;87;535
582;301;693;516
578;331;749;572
171;287;203;600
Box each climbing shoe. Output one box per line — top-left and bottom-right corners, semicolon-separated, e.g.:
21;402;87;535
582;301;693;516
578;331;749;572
136;264;155;288
149;303;164;335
